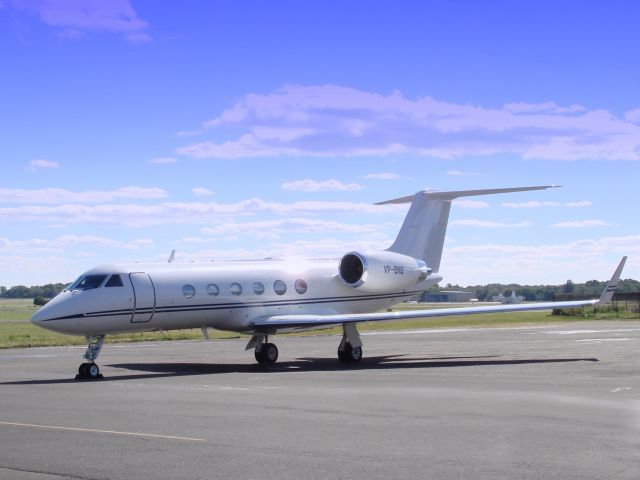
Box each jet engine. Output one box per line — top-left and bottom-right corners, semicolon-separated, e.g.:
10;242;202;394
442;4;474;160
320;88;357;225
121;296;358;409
338;251;431;292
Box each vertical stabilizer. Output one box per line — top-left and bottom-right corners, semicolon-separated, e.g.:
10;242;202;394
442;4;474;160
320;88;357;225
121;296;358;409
377;185;557;272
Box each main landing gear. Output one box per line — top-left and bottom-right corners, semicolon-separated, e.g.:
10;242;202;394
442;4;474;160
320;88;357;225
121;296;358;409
76;335;105;380
246;323;363;365
246;335;279;364
337;323;363;364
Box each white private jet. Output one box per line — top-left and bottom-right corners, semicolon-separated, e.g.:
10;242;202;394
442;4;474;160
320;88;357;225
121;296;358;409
31;186;627;380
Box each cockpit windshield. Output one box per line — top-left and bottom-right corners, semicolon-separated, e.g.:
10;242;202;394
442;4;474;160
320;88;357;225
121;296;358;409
68;274;108;291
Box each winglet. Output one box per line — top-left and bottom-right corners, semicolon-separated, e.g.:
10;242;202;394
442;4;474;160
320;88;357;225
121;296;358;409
598;256;627;304
168;249;176;263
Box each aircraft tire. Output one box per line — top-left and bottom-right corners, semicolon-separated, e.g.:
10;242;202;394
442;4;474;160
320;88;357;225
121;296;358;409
338;343;362;363
255;343;278;364
78;363;89;377
263;343;278;363
87;363;101;379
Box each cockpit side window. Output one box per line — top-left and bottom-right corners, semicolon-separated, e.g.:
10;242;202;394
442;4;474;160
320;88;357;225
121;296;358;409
105;275;124;287
71;274;107;290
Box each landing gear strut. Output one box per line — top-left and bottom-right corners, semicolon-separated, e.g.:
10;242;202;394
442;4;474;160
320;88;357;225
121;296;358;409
247;335;279;364
76;335;105;380
338;323;363;364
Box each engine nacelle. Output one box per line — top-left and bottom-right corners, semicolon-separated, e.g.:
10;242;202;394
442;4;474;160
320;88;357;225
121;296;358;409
338;251;431;292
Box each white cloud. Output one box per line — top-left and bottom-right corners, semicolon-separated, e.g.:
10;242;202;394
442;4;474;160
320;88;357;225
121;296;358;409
453;200;489;209
5;0;151;43
175;130;203;137
149;157;178;164
0;199;404;226
200;218;377;237
191;187;215;196
624;108;640;123
501;200;592;208
504;102;586;115
552;219;612;228
281;179;363;192
565;201;592;208
175;84;640;161
363;172;400;180
446;170;479;176
26;159;60;171
451;219;532;228
0;187;168;204
442;234;639;284
0;235;154;252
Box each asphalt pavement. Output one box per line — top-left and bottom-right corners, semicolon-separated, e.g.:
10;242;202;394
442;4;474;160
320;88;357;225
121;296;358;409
1;321;639;480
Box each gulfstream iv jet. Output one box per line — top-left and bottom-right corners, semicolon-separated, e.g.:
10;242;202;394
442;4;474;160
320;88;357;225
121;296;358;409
31;186;627;379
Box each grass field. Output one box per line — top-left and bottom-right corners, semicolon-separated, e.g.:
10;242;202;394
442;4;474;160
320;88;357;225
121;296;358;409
1;298;638;349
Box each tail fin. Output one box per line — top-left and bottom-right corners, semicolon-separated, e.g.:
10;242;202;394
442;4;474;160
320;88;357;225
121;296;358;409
378;185;558;272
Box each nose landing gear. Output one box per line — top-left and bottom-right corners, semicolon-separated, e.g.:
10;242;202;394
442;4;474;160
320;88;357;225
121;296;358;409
76;335;105;380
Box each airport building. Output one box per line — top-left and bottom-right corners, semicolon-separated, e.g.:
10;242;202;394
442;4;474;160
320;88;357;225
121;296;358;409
420;290;474;302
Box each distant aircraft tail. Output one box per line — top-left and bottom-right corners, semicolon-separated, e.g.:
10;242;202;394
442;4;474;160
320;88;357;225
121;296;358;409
377;186;558;272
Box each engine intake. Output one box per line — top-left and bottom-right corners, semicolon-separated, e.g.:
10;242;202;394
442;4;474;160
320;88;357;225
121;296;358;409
338;251;431;292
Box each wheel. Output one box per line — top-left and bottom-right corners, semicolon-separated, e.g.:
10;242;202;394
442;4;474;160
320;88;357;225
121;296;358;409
255;346;266;363
338;343;352;363
255;343;278;364
350;346;362;363
263;343;278;363
78;363;89;377
338;343;362;363
87;363;100;379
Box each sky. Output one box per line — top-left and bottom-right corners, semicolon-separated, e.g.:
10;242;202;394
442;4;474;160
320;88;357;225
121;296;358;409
1;0;639;287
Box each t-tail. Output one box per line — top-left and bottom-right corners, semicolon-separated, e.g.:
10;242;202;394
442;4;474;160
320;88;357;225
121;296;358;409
377;186;559;272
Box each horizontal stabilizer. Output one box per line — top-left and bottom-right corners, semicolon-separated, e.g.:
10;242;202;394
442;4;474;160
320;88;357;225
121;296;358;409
375;185;559;205
379;185;559;272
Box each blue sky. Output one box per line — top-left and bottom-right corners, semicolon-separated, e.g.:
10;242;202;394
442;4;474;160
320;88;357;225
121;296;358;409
1;0;639;286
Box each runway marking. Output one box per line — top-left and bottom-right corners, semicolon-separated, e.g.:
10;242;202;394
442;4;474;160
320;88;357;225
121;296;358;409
575;338;630;343
0;421;206;442
544;328;640;335
611;387;632;393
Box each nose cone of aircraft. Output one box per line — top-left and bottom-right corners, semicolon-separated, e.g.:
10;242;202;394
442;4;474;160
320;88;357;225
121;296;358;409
30;291;73;328
31;301;54;324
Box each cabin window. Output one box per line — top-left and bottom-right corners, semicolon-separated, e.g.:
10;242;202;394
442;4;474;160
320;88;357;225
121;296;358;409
71;274;107;290
230;283;242;296
207;284;220;296
253;282;265;295
274;280;287;295
295;279;308;294
105;275;124;287
182;284;196;298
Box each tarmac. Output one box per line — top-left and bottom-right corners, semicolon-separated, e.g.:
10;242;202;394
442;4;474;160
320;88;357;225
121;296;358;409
1;321;639;480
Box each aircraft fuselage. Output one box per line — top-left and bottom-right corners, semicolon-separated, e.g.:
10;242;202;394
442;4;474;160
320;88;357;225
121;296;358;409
32;258;441;336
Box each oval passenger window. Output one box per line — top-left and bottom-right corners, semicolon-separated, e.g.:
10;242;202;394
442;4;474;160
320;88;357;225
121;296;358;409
182;284;196;298
295;279;308;294
274;280;287;295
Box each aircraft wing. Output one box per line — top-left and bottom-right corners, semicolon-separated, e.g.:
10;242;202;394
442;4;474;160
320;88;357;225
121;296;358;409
251;299;597;331
252;256;627;332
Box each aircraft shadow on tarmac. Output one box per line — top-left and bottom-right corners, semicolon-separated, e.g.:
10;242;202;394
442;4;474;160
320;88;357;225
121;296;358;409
1;355;598;385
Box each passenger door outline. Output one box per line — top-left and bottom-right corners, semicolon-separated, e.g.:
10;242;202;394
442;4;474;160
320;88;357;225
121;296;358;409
129;272;156;323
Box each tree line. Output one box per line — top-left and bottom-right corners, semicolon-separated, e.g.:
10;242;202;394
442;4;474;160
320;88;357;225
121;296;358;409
428;278;640;301
0;283;68;299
